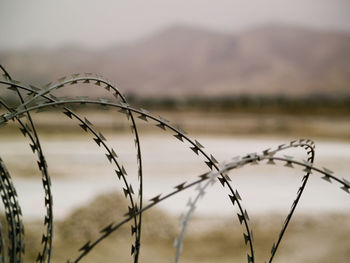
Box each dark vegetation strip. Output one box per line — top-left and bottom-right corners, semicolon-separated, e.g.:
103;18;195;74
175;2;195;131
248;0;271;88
4;93;350;115
127;94;350;115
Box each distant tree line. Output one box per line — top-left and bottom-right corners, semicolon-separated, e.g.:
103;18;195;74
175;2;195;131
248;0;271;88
2;93;350;115
127;94;350;115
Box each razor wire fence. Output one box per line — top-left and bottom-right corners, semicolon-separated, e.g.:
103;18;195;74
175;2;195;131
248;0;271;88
0;65;348;263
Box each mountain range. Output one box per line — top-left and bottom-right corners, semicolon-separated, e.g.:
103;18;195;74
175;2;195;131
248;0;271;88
1;24;350;98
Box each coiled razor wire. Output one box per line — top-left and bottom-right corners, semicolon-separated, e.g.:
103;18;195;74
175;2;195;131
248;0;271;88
0;65;348;263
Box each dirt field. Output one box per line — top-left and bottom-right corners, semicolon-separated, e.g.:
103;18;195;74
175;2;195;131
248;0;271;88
19;192;350;263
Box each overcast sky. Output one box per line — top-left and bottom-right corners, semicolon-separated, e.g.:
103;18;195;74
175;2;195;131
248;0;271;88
1;0;349;50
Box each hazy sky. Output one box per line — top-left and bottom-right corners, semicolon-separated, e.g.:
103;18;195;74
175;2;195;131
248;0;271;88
1;0;349;50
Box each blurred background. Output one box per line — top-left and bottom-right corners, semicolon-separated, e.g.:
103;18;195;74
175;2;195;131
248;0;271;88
0;1;349;262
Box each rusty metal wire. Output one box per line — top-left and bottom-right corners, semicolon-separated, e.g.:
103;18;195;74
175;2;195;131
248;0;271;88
0;65;348;263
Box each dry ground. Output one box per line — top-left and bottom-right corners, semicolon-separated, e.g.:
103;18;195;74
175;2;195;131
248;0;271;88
18;192;350;263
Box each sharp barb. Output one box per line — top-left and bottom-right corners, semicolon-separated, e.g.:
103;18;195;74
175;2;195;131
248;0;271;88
156;123;166;130
174;133;184;142
321;175;332;183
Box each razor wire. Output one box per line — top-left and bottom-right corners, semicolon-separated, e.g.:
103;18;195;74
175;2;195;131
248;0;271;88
0;69;144;262
173;139;315;263
0;66;348;263
0;71;255;262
